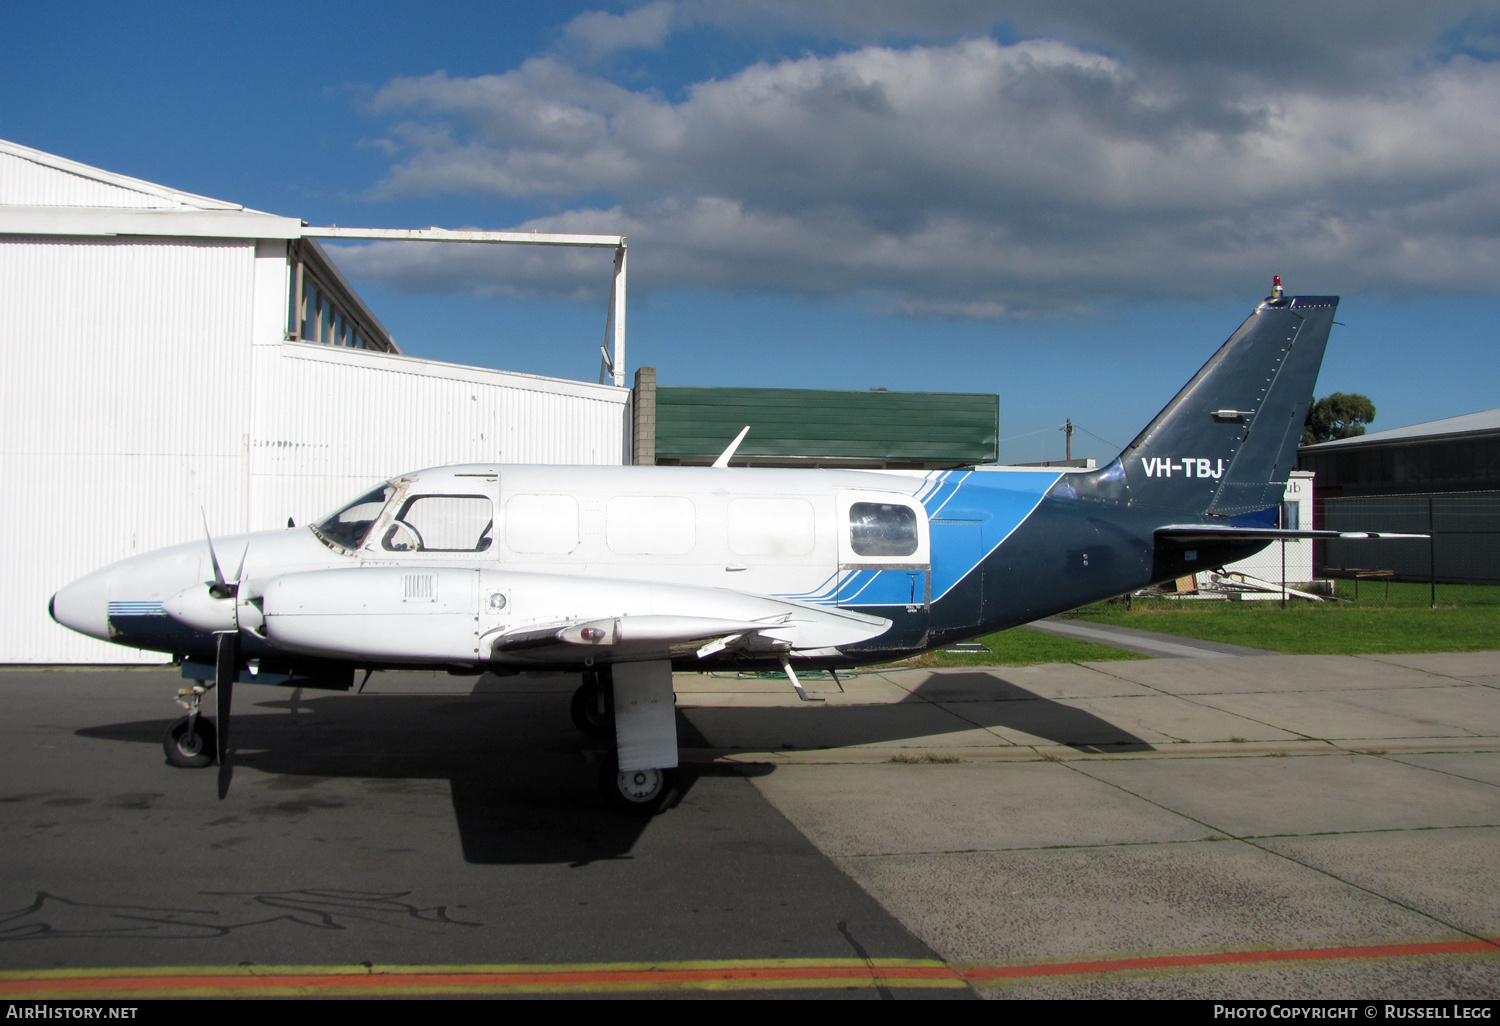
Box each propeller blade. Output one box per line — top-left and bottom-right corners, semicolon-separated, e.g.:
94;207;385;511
201;509;234;599
231;544;248;588
215;631;237;768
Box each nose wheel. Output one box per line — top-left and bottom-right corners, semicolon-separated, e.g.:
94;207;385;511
164;715;216;768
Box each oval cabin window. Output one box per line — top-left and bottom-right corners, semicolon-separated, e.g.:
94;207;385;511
727;498;815;556
606;496;696;555
505;494;579;554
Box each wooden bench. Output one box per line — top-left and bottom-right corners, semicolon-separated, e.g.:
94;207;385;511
1352;568;1394;600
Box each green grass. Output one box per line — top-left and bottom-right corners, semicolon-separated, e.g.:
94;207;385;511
1061;580;1500;655
905;628;1148;668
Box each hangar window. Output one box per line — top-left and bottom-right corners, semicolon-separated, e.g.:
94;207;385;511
287;239;398;353
607;496;696;555
728;498;816;556
849;502;918;558
506;495;579;554
313;484;396;550
382;495;493;553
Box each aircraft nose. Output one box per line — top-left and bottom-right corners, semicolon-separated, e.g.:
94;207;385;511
50;572;112;641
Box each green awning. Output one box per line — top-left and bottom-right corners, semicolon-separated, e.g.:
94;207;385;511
655;386;998;465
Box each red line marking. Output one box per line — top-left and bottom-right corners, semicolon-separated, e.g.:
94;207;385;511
958;937;1500;981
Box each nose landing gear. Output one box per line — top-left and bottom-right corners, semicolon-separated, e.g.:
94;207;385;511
164;684;216;768
164;713;217;768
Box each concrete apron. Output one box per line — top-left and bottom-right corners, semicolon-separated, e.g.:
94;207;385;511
676;651;1500;998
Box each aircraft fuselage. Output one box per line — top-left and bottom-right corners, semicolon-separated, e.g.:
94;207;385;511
53;461;1264;677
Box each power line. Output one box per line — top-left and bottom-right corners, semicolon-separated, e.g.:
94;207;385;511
1073;424;1123;452
997;426;1057;444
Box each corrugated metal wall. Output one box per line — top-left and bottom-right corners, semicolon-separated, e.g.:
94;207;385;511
2;235;628;663
0;150;193;208
0;236;256;663
248;343;629;530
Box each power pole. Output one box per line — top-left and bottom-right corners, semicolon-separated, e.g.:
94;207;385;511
1063;419;1074;462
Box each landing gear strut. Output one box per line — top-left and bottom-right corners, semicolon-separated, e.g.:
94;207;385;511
570;668;614;737
594;659;680;816
162;632;238;774
164;684;216;768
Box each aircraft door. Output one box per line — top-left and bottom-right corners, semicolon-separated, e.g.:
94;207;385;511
836;492;931;648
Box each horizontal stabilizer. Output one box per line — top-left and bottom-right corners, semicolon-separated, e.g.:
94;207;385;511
1158;526;1428;543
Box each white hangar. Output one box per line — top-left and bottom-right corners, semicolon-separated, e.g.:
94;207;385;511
0;138;632;663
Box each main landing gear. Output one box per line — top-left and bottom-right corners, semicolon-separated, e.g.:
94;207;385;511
574;662;682;816
569;668;615;738
598;751;680;817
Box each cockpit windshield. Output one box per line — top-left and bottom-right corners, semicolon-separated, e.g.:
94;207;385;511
312;483;397;551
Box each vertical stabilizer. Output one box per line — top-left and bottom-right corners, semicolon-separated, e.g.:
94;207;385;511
1118;294;1338;516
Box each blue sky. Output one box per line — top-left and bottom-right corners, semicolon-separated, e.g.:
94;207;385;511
6;1;1499;464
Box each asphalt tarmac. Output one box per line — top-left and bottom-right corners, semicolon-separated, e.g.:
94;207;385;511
2;650;1498;999
0;668;958;998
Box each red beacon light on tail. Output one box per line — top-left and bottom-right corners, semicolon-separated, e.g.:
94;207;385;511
1271;275;1284;300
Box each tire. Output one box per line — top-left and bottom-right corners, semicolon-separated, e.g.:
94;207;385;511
570;677;614;738
164;716;216;768
598;753;680;816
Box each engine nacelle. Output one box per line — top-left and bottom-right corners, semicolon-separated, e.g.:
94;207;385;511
261;567;482;662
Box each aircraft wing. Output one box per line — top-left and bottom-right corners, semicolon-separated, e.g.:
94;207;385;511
254;566;891;666
1157;526;1428;544
490;614;793;659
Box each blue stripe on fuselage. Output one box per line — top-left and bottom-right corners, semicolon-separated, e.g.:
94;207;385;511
905;468;1064;606
781;469;1063;607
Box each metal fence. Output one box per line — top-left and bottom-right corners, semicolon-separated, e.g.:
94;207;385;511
1315;490;1500;585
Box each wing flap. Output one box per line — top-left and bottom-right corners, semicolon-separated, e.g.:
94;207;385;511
492;614;779;653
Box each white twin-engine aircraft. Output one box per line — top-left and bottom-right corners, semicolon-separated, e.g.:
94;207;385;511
50;288;1413;813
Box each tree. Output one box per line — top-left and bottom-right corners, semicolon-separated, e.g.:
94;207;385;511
1302;392;1376;445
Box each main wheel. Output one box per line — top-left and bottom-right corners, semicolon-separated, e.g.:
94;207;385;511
164;716;216;768
598;753;680;816
570;675;614;738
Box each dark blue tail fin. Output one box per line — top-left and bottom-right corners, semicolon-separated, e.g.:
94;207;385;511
1117;294;1338;516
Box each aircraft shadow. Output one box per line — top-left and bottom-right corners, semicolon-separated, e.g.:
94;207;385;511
75;671;1148;866
683;671;1156;755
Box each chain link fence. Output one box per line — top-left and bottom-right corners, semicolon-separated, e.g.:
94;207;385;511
1315;491;1500;585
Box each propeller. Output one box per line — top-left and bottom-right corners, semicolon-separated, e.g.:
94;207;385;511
215;629;238;796
204;509;239;599
194;513;245;793
161;513;248;633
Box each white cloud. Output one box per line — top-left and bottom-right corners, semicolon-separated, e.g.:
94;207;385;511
352;31;1500;315
562;2;677;60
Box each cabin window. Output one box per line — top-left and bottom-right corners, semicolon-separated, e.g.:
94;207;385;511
506;495;579;554
728;498;816;556
313;484;396;550
382;494;493;552
849;502;918;557
606;496;696;555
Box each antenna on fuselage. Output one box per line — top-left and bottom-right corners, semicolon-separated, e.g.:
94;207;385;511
712;426;751;468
